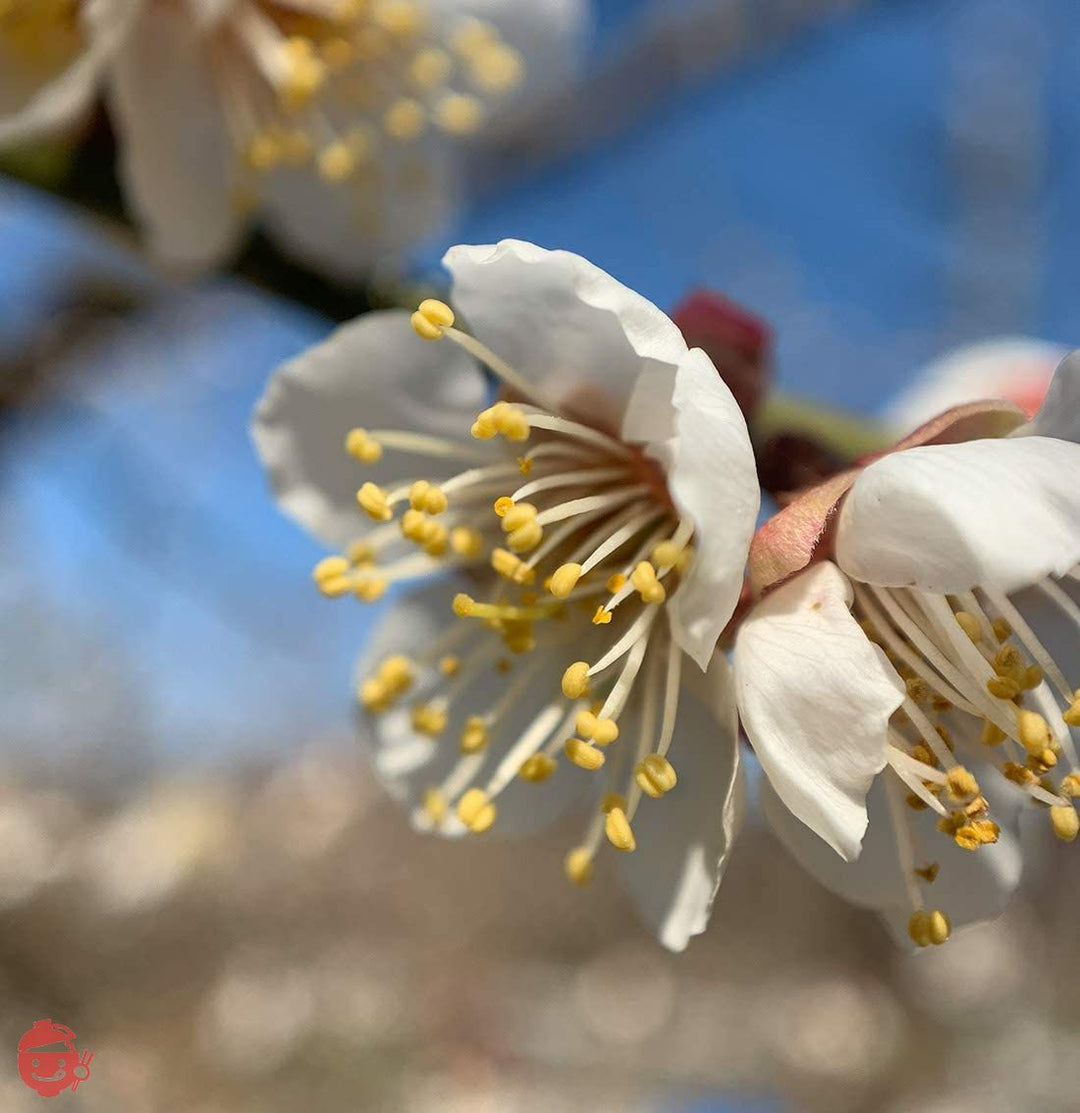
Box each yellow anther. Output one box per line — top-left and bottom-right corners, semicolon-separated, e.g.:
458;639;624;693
1029;747;1058;773
313;555;350;584
575;711;598;739
1061;773;1080;798
495;657;513;674
334;0;365;21
1017;709;1051;755
384;97;426;140
980;719;1006;747
452;19;497;57
439;655;461;676
373;0;424;35
355;577;387;602
246;131;284;172
358;481;393;521
550;563;583;599
411;703;447;736
987;675;1020;700
591;718;619;746
1050;804;1079;843
914;862;940;883
1003;761;1038;786
564;737;605;771
348;540;376;565
501;502;538;532
635;753;678;798
345;428;383;464
280;37;327;110
453;593;475;617
519;753;557;783
606;572;627;593
517;456;533;476
445;527;481;560
457;788;496;834
954;611;981;643
604;806;636;852
993;644;1025;678
953;825;982;851
317;140;356;183
920;909;950;947
380;655;412;687
992;617;1012;641
1063;696;1080;727
591;606;612;626
491;547;535;585
1021;664;1043;690
472;409;499;440
564;846;594;886
972;819;1000;844
320;34;354;70
360;678;388;711
468;41;524;92
423;788;447;825
317;574;352;597
491;497;514;519
411;46;452;89
434;92;484;135
460;716;490;754
630;561;666;605
906;793;929;811
408;479;448;514
410;297;454;340
507;521;543;553
910;743;937;768
945;766;979;802
905;676;929;703
652;540;683;569
562;661;590;699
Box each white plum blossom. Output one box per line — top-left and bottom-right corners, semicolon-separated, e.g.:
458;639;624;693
0;0;584;273
253;240;760;950
736;352;1080;949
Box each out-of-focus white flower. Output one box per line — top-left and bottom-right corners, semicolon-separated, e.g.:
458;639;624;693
0;0;585;273
884;337;1066;432
736;352;1080;948
253;239;760;950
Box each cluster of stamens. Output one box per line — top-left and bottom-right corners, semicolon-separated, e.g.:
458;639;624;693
853;575;1080;946
205;1;524;208
317;298;699;889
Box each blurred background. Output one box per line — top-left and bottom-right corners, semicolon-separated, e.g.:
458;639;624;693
1;0;1079;1110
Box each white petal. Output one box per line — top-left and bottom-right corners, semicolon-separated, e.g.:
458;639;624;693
263;151;461;281
837;436;1080;595
763;777;1022;947
252;310;490;548
444;240;688;427
734;562;905;861
1021;350;1080;443
884;337;1064;433
355;578;587;838
618;652;744;952
104;1;241;271
658;347;758;669
0;0;134;144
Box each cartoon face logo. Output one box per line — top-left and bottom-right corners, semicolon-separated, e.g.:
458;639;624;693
17;1020;92;1097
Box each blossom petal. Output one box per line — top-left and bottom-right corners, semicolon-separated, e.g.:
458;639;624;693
659;347;759;669
1022;350;1080;443
617;652;744;952
762;777;1022;947
252;310;489;548
104;0;241;271
444;240;688;428
734;562;904;861
836;436;1080;595
0;0;134;144
355;578;587;838
262;151;460;282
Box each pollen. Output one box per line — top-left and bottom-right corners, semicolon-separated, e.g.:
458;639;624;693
439;655;461;676
1063;695;1080;727
945;766;979;802
453;593;476;616
550;563;583;599
355;576;387;602
591;718;619;746
383;97;426;140
631;561;666;605
980;719;1006;747
358;482;393;521
564;846;594;886
450;527;484;559
460;715;490;754
564;737;605;770
411;703;447;736
313;555;351;596
433;93;484;135
519;753;557;782
604;806;636;852
345;427;383;462
1017;710;1052;755
954;611;981;643
591;606;612;625
1050;805;1079;843
605;572;627;593
411;46;452;89
423;788;447;825
457;788;497;833
410;298;455;340
562;662;590;699
409;479;449;514
635;754;678;798
651;540;682;569
318;140;357;183
987;675;1020;700
908;909;950;947
491;548;535;584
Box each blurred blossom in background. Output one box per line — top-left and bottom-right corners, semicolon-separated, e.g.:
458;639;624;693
1;0;1080;1111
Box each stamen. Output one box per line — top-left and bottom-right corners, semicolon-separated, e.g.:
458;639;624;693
510;464;629;502
441;327;563;412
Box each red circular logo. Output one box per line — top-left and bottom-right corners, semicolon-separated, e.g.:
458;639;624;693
16;1020;92;1098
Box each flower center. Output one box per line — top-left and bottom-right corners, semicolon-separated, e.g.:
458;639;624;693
209;1;524;210
318;300;698;884
853;575;1080;946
